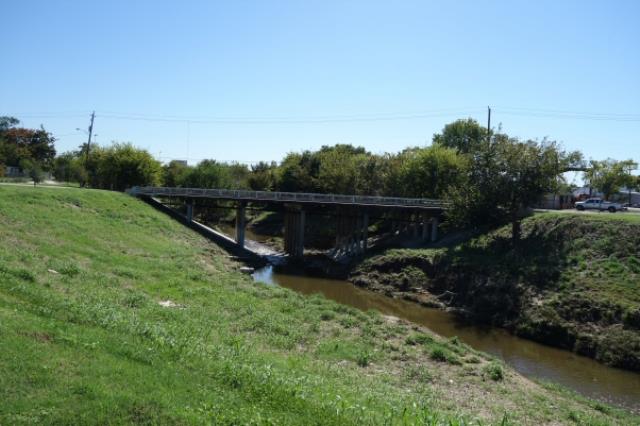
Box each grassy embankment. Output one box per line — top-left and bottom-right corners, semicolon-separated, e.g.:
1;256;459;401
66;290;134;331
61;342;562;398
0;185;637;425
351;213;640;372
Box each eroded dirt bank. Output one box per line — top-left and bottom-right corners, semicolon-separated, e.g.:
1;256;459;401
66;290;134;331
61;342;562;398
348;214;640;372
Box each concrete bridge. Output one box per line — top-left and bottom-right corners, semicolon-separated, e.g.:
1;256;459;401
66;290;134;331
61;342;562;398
129;186;449;258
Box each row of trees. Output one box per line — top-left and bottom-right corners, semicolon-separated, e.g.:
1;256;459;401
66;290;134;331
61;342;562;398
3;115;638;237
154;119;637;238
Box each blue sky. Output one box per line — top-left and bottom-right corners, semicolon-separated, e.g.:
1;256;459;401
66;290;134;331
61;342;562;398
1;0;639;181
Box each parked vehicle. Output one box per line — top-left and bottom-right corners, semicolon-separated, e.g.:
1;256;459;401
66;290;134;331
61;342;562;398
575;198;627;212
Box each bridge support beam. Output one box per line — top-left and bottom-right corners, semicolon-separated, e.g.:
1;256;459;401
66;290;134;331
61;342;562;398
333;209;369;256
186;199;194;223
361;212;369;252
235;202;246;248
431;217;439;242
284;206;305;258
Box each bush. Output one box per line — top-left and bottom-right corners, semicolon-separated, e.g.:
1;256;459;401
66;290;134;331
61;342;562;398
87;143;161;191
356;351;371;367
429;343;461;365
405;333;434;346
484;362;504;381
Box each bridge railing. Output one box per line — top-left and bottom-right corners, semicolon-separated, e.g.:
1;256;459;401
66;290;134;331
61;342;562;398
129;186;450;209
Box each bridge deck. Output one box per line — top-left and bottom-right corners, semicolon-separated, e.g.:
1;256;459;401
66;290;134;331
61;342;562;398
129;187;449;210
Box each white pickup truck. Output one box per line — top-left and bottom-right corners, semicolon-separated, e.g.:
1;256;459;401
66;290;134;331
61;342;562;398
575;198;627;212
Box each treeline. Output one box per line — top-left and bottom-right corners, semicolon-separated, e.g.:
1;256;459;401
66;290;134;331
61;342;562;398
160;143;466;199
2;115;638;236
0;116;56;182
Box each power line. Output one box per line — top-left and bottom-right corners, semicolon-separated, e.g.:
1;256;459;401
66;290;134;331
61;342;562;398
95;108;485;124
7;106;640;125
493;106;640;122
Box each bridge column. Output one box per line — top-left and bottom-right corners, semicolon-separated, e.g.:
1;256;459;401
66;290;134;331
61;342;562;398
362;212;369;252
431;217;439;242
186;199;194;223
355;214;363;254
421;213;430;240
235;202;246;248
284;206;305;258
402;212;411;235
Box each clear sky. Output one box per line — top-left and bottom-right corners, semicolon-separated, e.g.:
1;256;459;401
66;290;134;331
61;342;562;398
2;0;639;181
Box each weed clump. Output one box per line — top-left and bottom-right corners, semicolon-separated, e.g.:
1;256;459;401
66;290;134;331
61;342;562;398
405;333;433;346
484;362;504;381
319;310;335;321
429;345;460;365
357;351;371;367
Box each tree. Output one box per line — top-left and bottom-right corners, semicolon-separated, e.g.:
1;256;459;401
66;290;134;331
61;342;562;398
0;126;56;169
396;145;468;198
316;149;363;194
87;143;161;191
584;159;638;200
0;116;19;132
181;160;238;189
276;151;321;193
448;136;569;241
162;160;191;187
432;118;487;154
248;161;277;191
19;159;44;187
53;152;88;185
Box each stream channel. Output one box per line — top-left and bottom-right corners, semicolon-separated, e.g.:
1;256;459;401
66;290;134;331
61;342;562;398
217;224;640;412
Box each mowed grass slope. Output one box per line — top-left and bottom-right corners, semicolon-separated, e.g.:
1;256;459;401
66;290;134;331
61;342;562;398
0;186;636;425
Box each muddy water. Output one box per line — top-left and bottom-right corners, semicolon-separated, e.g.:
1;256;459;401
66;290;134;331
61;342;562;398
253;265;640;413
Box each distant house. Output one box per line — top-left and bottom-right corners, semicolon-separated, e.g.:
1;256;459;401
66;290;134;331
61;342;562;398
572;187;601;201
540;193;574;209
620;188;640;205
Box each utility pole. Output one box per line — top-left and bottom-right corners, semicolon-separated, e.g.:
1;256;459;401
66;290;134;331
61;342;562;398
85;111;95;164
487;106;491;143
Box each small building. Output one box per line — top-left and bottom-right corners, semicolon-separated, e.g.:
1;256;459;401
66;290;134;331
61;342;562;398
540;193;574;209
619;188;640;206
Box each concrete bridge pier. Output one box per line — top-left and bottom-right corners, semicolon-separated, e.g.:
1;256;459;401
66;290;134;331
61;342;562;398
431;217;439;242
421;213;430;240
186;199;194;223
361;212;369;252
333;209;369;256
235;202;247;248
284;206;305;258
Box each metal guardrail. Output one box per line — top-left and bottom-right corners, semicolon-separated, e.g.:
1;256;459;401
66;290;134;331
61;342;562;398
128;186;450;209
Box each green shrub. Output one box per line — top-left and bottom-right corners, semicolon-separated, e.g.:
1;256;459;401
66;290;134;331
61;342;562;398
405;333;433;346
319;310;335;321
484;362;504;381
357;351;371;367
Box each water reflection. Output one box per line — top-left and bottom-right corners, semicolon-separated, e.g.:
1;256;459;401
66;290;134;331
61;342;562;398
254;265;640;413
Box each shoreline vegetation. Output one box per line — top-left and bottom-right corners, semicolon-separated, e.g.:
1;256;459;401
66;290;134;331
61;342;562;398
349;213;640;372
1;185;638;424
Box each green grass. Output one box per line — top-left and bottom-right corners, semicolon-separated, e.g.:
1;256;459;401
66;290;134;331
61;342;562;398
535;210;640;224
0;185;636;425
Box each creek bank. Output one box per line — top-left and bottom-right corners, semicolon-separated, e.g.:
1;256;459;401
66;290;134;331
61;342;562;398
348;214;640;372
